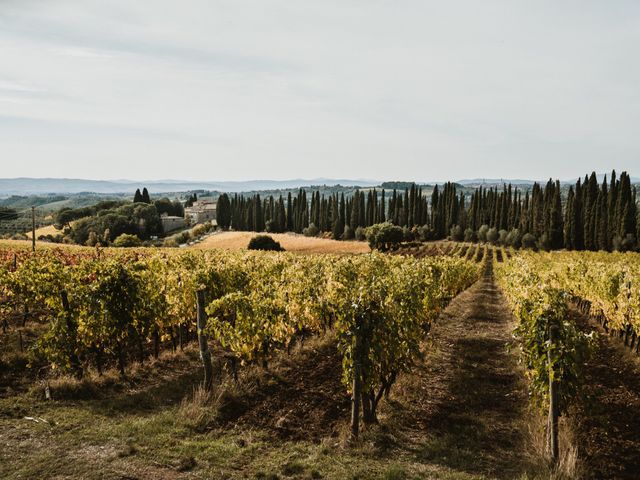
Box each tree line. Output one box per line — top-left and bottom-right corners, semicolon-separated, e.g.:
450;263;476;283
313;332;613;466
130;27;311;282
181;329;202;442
51;189;185;246
214;171;639;251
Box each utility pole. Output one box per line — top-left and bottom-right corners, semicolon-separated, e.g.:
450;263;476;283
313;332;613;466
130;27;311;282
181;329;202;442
31;206;36;252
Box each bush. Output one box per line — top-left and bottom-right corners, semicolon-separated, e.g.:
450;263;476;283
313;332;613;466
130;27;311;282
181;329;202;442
417;224;434;241
538;233;550;251
247;235;284;251
113;233;142;247
621;233;636;252
365;222;404;251
342;225;354;240
264;220;276;233
85;231;99;247
191;222;215;238
355;227;366;241
463;228;477;242
38;233;64;244
163;237;179;247
521;233;537;249
477;224;489;242
449;225;464;242
505;228;522;248
303;223;319;237
172;231;191;245
486;227;498;244
498;229;508;245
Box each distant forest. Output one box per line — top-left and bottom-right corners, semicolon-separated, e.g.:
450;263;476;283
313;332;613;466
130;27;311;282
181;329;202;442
216;171;639;251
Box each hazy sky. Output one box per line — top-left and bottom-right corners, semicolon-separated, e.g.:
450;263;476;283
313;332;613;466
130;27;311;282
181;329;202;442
1;1;639;182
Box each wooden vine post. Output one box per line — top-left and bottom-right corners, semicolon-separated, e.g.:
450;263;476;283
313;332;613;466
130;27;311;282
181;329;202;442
350;316;363;440
61;290;83;379
548;322;559;465
196;289;213;391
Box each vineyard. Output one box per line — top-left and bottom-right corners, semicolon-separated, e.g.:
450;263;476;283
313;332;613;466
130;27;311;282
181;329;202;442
1;242;640;479
0;246;478;428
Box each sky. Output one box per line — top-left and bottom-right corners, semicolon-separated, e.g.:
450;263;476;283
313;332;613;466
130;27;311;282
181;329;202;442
0;0;639;182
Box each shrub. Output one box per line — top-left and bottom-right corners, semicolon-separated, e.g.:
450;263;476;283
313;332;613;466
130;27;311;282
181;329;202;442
365;222;404;251
85;231;99;247
265;220;276;233
477;224;489;242
521;233;537;249
342;225;355;240
464;228;477;242
192;224;208;237
417;224;434;241
303;223;319;237
449;225;464;242
355;226;366;241
174;231;191;245
113;233;142;247
38;234;64;244
538;233;550;251
621;233;636;252
505;228;522;248
486;227;499;244
163;237;179;247
498;229;508;245
247;235;284;251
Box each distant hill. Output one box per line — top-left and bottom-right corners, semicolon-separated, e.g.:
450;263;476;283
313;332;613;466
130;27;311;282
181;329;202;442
1;175;637;196
0;178;379;195
456;174;639;187
456;178;539;186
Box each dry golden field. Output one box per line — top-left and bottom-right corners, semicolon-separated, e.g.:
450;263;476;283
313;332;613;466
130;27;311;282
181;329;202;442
192;231;371;254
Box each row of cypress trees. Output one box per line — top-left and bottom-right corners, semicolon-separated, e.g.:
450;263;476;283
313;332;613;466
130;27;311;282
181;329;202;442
214;171;639;251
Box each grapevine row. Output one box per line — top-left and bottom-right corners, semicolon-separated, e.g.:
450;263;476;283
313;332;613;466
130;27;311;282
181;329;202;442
494;252;595;462
0;246;480;433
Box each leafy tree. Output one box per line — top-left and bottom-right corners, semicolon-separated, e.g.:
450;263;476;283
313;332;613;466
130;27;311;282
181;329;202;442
154;198;184;217
113;233;142;247
0;207;18;221
365;223;404;251
247;235;284;251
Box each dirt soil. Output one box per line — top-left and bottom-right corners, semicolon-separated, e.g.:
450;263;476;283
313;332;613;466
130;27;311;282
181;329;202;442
222;339;351;441
385;251;534;479
571;307;640;480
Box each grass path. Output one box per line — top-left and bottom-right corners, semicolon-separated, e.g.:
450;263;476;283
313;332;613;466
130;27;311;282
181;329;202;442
388;251;534;479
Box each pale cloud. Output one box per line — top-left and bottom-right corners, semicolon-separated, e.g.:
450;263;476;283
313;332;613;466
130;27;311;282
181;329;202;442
0;0;638;182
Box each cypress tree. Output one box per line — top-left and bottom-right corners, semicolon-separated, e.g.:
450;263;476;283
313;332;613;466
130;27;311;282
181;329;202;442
339;193;346;234
573;180;584;250
550;180;563;249
216;193;231;229
351;191;360;229
286;192;293;231
564;187;574;249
